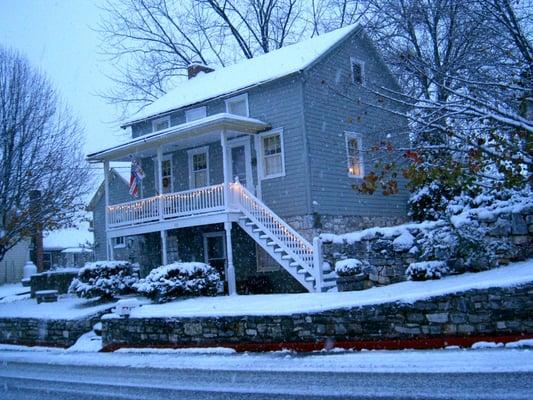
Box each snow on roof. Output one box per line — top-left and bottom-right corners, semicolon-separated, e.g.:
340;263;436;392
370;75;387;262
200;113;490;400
43;220;93;250
123;24;360;126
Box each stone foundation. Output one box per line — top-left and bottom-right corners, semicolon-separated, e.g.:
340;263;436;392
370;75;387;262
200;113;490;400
101;283;532;351
284;214;406;241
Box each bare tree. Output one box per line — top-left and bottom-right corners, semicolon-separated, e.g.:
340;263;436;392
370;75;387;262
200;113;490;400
0;47;92;263
98;0;308;114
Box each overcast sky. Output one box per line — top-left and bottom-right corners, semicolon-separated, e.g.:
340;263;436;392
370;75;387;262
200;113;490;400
0;0;126;155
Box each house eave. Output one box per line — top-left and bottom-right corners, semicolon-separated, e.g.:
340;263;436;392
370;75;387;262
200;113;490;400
87;113;270;163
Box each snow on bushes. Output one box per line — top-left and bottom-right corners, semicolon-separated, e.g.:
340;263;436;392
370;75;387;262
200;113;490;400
69;261;139;300
134;262;221;303
335;259;364;276
406;261;448;281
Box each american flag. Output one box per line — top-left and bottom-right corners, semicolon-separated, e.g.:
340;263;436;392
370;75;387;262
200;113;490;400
129;157;145;198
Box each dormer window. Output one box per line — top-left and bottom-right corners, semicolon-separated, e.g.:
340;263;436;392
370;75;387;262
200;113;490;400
350;57;364;85
185;106;206;122
225;93;249;117
152;116;170;132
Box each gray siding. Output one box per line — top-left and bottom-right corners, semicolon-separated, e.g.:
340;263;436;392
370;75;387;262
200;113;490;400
132;76;310;217
93;172;132;260
302;29;409;218
0;240;29;283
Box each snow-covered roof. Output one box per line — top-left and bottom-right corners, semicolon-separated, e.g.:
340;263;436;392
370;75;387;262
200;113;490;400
123;24;361;126
43;220;93;250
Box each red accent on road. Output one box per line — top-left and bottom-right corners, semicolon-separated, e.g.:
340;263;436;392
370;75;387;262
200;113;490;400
100;332;532;353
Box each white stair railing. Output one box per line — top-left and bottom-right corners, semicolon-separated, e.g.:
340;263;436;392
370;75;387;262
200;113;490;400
231;182;317;279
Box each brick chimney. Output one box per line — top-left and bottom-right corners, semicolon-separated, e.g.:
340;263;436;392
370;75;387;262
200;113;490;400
187;63;215;79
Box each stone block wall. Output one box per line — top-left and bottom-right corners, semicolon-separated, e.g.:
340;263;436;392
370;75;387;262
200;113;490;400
101;283;532;351
285;214;406;242
320;206;533;286
0;311;107;348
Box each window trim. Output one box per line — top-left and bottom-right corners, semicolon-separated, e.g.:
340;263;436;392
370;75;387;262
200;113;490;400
152;154;174;194
257;128;286;180
350;57;365;85
113;236;126;249
345;131;364;178
152;115;171;132
185;106;207;122
224;93;249;117
187;146;210;189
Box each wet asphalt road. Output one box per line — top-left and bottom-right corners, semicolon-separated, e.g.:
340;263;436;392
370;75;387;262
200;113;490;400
1;359;532;400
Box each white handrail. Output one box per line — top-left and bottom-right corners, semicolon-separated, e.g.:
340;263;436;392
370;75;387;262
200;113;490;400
231;182;315;274
107;184;225;228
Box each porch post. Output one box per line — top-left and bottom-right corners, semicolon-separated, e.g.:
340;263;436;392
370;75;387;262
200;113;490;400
103;160;112;260
224;221;237;295
156;145;164;220
160;230;168;266
220;129;230;210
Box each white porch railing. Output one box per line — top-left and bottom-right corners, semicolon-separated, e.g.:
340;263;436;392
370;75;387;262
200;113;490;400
230;182;315;275
107;184;225;228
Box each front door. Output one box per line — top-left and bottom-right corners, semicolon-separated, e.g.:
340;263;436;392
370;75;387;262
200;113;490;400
203;232;226;293
229;138;253;192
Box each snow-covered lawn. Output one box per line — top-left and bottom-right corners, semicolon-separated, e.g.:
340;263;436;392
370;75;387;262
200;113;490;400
0;283;27;299
0;344;531;373
118;260;533;319
0;295;113;320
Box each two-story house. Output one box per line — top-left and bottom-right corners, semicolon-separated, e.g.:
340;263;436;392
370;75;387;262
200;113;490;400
87;24;409;295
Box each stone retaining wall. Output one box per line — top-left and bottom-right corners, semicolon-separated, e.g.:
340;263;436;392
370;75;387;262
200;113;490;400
102;283;532;351
0;312;106;348
320;206;533;286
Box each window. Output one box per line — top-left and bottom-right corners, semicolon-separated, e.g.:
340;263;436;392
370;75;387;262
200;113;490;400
113;237;126;249
345;132;364;177
188;147;209;188
152;116;170;132
225;93;249;117
350;57;364;85
256;245;280;272
185;106;206;122
259;130;285;179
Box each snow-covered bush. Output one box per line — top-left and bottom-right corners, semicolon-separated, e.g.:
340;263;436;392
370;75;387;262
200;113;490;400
134;262;221;303
69;261;139;300
335;259;364;277
406;261;448;281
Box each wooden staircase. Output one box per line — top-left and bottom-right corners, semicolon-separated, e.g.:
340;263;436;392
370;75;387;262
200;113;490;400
231;182;336;292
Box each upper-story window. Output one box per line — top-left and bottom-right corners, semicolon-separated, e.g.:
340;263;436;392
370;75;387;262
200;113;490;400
185;106;206;122
188;147;209;188
225;93;249;117
345;132;364;178
350;57;364;85
152;116;170;132
259;130;285;179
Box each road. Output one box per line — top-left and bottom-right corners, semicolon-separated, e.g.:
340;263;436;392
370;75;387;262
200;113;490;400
1;356;531;400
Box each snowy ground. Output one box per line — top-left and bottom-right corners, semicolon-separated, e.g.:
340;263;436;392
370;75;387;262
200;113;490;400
0;295;112;319
0;343;531;373
0;283;28;303
115;260;533;319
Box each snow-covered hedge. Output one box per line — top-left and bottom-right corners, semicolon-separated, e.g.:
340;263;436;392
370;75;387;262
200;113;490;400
406;261;448;281
134;262;221;303
69;261;139;300
335;259;364;276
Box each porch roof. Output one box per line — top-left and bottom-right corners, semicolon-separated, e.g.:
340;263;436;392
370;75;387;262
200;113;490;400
87;113;270;163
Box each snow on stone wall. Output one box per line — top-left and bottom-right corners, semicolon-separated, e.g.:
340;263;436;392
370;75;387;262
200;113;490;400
320;199;533;286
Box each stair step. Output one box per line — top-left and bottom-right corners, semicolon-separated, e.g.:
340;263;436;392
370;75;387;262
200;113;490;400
259;234;269;239
274;248;285;253
267;241;276;246
239;216;249;221
305;276;316;282
252;228;263;233
245;222;255;226
281;255;293;260
289;262;300;267
296;268;307;274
